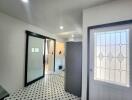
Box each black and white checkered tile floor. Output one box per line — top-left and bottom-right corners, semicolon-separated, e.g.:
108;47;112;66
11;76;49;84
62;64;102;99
5;75;81;100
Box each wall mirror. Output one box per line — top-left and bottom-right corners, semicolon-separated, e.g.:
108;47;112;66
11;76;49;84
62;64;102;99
25;31;46;86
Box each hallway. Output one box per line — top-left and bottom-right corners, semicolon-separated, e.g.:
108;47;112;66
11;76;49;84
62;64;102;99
4;74;80;100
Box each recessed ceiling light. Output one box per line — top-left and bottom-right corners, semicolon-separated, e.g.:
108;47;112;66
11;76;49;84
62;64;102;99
60;26;64;30
22;0;29;3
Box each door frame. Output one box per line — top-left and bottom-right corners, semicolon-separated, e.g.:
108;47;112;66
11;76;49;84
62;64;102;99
87;20;132;100
45;37;56;72
25;30;56;87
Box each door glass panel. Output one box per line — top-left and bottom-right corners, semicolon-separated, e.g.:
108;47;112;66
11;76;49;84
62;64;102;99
27;36;45;83
94;29;129;86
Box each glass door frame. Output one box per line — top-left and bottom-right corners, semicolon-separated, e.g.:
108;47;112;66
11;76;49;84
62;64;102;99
87;20;132;100
25;30;56;87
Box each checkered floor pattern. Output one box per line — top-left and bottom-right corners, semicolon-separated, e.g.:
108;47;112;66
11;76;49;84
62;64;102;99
4;75;81;100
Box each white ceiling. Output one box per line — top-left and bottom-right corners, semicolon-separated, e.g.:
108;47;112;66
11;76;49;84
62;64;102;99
0;0;114;39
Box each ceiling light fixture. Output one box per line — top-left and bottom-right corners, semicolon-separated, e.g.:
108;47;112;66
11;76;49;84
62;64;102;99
60;26;64;30
72;34;74;38
22;0;29;3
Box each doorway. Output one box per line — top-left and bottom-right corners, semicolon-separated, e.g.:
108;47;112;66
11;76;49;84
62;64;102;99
87;20;132;100
51;41;65;77
45;38;56;74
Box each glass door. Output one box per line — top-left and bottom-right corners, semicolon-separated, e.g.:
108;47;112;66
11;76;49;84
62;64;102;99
88;22;132;100
25;31;46;86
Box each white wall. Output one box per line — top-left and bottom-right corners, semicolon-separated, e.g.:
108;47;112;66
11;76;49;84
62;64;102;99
82;0;132;100
68;36;82;42
0;12;65;93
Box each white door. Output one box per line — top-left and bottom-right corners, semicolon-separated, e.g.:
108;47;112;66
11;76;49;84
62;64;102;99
89;23;132;100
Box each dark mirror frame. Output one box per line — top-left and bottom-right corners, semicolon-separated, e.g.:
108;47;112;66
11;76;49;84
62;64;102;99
25;30;56;87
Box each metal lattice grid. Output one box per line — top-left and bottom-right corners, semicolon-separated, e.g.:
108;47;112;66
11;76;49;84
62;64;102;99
94;29;129;87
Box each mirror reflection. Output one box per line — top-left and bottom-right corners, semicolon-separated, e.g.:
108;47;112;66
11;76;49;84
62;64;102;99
27;36;45;83
25;31;46;86
45;39;55;74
